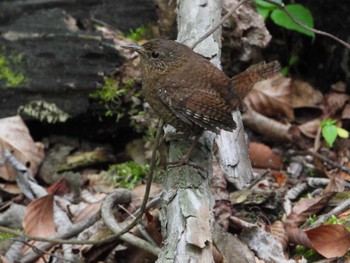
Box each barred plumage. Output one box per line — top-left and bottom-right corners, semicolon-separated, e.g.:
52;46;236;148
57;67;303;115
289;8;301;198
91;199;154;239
124;39;280;134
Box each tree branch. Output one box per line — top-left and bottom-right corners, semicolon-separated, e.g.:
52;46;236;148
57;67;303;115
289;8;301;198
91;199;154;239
263;0;350;49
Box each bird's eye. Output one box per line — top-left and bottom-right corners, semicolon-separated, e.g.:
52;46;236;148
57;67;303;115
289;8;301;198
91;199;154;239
151;52;159;58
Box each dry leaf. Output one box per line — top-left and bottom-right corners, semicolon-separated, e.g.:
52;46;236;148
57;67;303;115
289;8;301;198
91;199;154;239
214;223;256;263
291;80;323;108
286;226;314;249
271;171;287;186
46;178;70;196
249;142;283;170
298;118;321;138
0;116;45;181
245;75;294;120
243;108;291;141
341;103;350;120
324;175;345;193
270;221;288;251
338;161;350;181
285;192;335;228
331;81;347;93
286;224;350;258
0;182;21;194
305;224;350;258
23;194;55;237
326;92;349;115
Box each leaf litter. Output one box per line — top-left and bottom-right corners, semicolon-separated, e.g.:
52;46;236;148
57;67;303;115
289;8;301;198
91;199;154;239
0;57;350;263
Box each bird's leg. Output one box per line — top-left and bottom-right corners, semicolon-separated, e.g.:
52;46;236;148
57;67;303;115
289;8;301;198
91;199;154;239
167;132;203;168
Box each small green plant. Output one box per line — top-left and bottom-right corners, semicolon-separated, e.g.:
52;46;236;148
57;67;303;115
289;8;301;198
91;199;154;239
90;77;128;120
320;119;349;148
325;215;340;225
102;162;149;189
124;26;147;42
324;214;350;231
307;214;317;225
0;52;28;88
295;245;320;261
255;0;315;38
281;54;298;76
0;231;14;241
17;100;70;123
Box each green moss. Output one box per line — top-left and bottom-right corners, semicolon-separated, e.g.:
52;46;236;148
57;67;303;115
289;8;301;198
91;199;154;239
102;162;149;189
124;26;147;42
90;76;143;124
0;231;14;242
0;49;28;88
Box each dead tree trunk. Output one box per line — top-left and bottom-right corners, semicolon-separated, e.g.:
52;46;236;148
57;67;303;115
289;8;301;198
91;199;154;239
157;0;254;262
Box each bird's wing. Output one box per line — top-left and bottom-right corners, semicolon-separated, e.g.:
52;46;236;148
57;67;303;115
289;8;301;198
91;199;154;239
157;86;236;133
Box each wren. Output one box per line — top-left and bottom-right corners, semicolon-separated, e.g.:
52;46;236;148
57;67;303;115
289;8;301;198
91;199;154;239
123;39;280;135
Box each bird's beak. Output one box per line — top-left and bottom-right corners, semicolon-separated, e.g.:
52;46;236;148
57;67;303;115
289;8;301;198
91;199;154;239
121;45;142;52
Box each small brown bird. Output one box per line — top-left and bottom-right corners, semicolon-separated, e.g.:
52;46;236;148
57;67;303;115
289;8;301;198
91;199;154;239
124;39;280;135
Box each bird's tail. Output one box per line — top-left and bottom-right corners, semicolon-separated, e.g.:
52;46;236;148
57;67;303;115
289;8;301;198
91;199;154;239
230;61;281;105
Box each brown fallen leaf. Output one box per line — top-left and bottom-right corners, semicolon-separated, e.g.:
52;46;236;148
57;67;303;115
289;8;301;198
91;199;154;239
291;80;323;108
338;161;350;181
0;116;45;181
286;226;314;250
285;192;335;228
331;81;347;93
326;92;349;115
249;142;283;170
0;182;21;195
298;118;321;139
46;178;70;196
305;224;350;258
287;224;350;258
245;75;294;120
242;108;291;141
270;220;288;251
23;194;55;237
271;171;287;186
342;103;350;120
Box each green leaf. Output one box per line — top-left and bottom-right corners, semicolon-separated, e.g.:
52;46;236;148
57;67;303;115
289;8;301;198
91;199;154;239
281;66;289;76
289;54;299;66
322;125;337;147
270;4;315;38
337;127;349;139
320;118;337;128
256;6;271;20
255;0;281;9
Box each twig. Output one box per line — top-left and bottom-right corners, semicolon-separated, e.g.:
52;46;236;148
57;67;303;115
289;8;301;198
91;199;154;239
101;190;160;256
311;198;350;228
190;0;249;49
303;149;350;175
229;216;256;229
192;0;350;50
15;240;77;263
0;193;163;246
0;213;100;246
262;0;350;49
20;212;100;263
101;120;164;241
